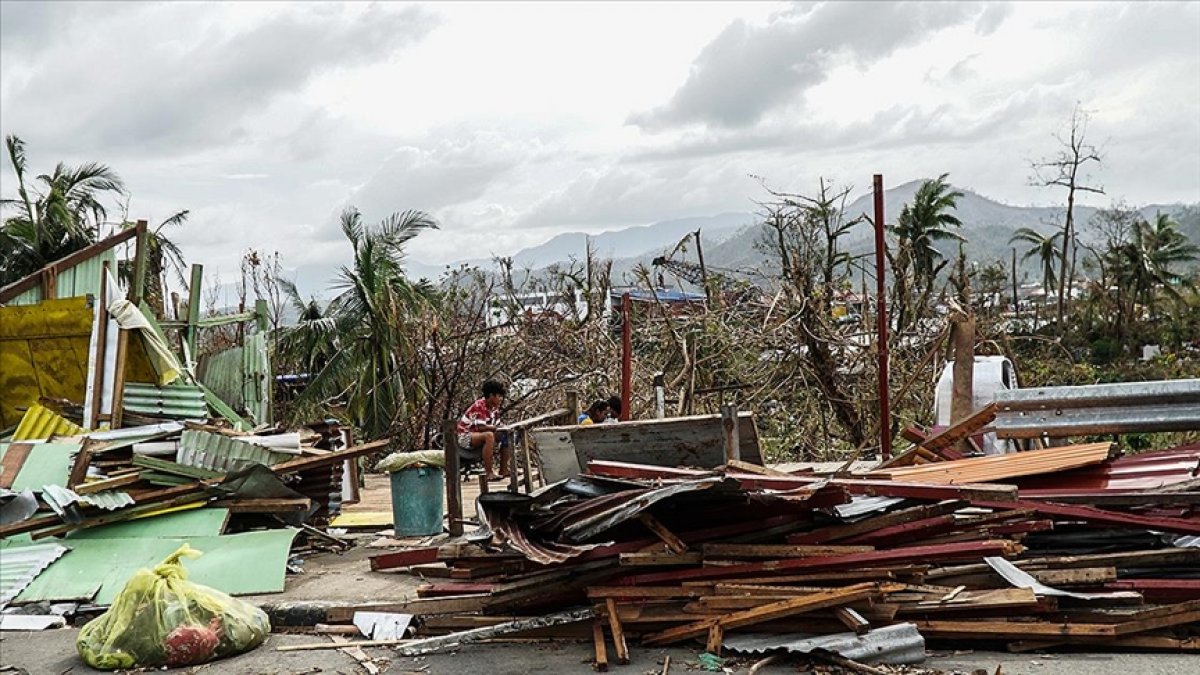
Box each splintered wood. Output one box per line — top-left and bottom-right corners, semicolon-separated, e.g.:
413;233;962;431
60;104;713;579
311;446;1200;662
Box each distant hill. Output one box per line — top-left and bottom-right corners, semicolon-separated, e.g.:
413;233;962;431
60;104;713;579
403;181;1198;291
605;181;1199;287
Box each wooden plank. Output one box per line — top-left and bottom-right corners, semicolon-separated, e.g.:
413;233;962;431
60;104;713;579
604;598;629;664
919;402;996;452
639;513;688;555
211;497;311;513
369;547;441;571
725;459;789;476
623;540;1021;586
873;442;1113;484
592;618;609;671
443;420;462;537
832;607;870;635
643;582;892;645
701;544;874;559
706;622;724;655
787;501;967;544
73;471;143;495
0;442;34;489
588;586;700;600
619;552;703;567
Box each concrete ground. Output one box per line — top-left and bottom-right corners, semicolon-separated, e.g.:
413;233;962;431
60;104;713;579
3;628;1198;675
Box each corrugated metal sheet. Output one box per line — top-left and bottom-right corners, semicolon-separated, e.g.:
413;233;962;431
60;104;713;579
178;429;290;473
1016;444;1200;496
41;484;135;516
198;331;272;425
724;623;927;665
5;249;116;306
122;382;209;420
12;403;85;441
0;543;69;610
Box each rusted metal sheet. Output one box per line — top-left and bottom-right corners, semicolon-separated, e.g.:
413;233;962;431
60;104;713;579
1017;444;1200;496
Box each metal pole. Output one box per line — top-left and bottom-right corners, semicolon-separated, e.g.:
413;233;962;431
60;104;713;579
873;175;891;459
620;293;632;421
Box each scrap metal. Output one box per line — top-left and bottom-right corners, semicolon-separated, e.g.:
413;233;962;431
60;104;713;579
724;622;926;665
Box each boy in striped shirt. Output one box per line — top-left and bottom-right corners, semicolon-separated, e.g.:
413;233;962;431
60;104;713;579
456;380;509;481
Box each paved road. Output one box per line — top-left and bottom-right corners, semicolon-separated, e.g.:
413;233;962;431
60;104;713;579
3;629;1195;675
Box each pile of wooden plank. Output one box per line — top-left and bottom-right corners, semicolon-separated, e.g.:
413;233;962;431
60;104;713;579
339;444;1199;665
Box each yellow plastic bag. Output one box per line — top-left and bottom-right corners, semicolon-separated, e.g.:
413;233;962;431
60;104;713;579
76;544;271;669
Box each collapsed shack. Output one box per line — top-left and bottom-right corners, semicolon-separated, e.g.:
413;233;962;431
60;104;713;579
0;226;381;634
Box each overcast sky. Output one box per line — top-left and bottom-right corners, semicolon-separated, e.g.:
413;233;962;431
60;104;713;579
2;1;1198;293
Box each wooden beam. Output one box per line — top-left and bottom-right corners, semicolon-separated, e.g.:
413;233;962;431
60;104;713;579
592;618;609;672
639;513;688;555
604;598;629;664
185;263;203;363
0;226;141;303
920;402;997;453
131;220;148;304
73;471;143;495
444;420;463;537
643;583;890;646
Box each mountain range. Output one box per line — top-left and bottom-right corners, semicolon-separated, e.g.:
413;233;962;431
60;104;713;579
404;180;1198;289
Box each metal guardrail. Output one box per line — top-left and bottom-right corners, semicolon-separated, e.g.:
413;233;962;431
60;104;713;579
993;378;1200;438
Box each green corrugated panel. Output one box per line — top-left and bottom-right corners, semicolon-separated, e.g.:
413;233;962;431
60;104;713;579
178;429;290;472
12;403;86;441
6;249;116;306
122;382;209;419
10;529;297;603
198;332;272;426
0;442;76;490
243;332;272;425
199;346;242;414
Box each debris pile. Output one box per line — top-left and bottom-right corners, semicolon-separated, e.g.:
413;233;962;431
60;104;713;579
0;407;388;613
343;441;1199;666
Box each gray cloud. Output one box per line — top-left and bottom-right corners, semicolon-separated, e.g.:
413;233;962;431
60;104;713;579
1;3;437;156
629;2;994;131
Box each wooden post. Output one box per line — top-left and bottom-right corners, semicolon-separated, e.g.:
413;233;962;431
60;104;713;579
88;262;110;429
1011;247;1020;322
720;404;740;462
654;372;666;419
40;265;59;300
131;219;148;304
254;298;269;333
443;420;463;536
520;430;534;493
110;329;130;428
620;293;632;421
507;435;519;493
949;313;976;455
185;263;204;367
566;390;580;424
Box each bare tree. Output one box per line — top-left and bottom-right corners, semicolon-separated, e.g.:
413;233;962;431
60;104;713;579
1031;103;1104;327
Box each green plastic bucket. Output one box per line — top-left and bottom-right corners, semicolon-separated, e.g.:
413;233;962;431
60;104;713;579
389;465;445;536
